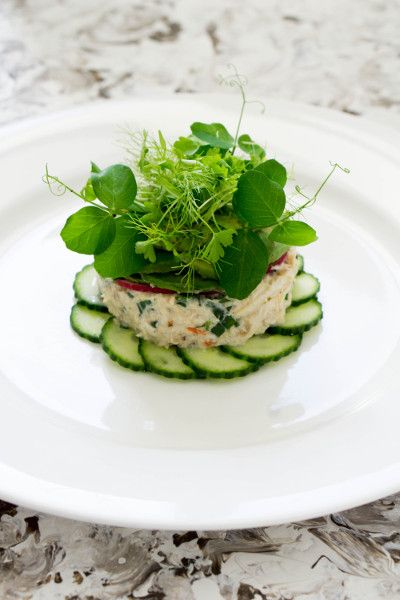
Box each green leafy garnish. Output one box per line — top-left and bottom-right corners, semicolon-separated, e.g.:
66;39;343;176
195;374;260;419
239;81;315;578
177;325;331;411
190;122;235;149
238;134;265;160
91;164;137;211
255;159;287;187
45;68;349;299
94;217;146;278
217;229;270;300
202;229;235;263
141;272;220;293
232;169;286;227
81;179;96;201
269;221;318;246
173;136;203;156
61;206;116;255
138;252;180;273
258;233;290;264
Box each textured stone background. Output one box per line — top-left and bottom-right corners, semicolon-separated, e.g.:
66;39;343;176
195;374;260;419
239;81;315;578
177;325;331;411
2;0;400;124
1;0;400;598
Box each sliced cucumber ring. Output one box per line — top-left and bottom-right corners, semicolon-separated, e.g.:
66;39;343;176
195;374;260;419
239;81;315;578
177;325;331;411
269;298;323;335
296;254;304;273
101;318;145;371
178;347;257;379
291;272;320;306
140;340;196;379
224;333;302;364
73;264;106;311
70;303;110;343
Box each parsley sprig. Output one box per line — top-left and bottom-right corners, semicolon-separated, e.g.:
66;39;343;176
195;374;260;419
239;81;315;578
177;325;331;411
44;74;349;299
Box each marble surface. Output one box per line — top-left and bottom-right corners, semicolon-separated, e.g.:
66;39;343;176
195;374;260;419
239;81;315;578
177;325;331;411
1;0;400;598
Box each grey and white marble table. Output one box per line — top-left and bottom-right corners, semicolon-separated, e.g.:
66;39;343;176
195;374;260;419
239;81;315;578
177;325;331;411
1;0;400;598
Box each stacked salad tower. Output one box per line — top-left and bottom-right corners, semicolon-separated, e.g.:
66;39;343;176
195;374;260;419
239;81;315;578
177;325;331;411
45;95;346;379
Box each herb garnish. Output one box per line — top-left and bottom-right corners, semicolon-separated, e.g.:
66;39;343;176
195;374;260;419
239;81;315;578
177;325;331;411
44;67;349;300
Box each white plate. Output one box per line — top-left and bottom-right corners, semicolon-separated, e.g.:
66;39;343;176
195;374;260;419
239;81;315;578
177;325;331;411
1;96;400;529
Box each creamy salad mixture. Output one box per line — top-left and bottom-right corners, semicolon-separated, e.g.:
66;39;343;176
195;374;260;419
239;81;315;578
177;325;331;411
100;249;297;348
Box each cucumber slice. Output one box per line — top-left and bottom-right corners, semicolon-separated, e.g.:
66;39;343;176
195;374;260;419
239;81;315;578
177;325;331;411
101;318;145;371
70;303;110;343
291;272;320;306
296;254;304;273
73;264;106;311
224;333;302;364
140;340;196;379
269;298;323;335
178;347;257;379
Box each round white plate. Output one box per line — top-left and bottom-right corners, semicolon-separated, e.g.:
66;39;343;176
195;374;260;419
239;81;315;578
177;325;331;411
1;96;400;529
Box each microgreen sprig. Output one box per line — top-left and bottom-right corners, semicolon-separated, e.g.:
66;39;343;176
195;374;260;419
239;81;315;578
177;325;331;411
219;64;266;155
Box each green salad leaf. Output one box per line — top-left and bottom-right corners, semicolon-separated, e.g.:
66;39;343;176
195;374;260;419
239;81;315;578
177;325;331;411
202;229;235;263
61;206;116;255
173;136;203;156
232;169;286;227
80;179;97;201
269;221;318;246
190;122;235;149
217;229;269;299
138;252;180;273
258;232;290;263
94;217;145;278
238;134;265;160
255;159;287;187
91;164;137;211
141;272;220;293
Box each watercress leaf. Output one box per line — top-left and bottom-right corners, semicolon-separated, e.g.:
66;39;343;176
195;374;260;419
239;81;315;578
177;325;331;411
80;178;96;201
60;206;115;255
141;273;219;293
190;122;234;149
138;252;180;274
91;164;137;211
91;161;101;174
232;170;286;227
94;216;146;278
192;259;217;280
217;229;269;300
173;136;201;156
202;229;235;263
255;159;287;187
238;134;266;160
269;221;318;246
258;231;290;264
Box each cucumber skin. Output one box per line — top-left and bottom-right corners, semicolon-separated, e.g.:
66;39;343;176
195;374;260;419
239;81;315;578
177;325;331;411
291;274;320;306
73;265;108;312
100;321;145;372
139;340;196;380
177;348;259;379
73;294;109;312
269;301;323;336
296;254;304;273
222;334;303;364
70;303;110;343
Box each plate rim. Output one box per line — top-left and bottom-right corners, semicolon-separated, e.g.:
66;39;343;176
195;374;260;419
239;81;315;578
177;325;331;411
1;461;400;530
